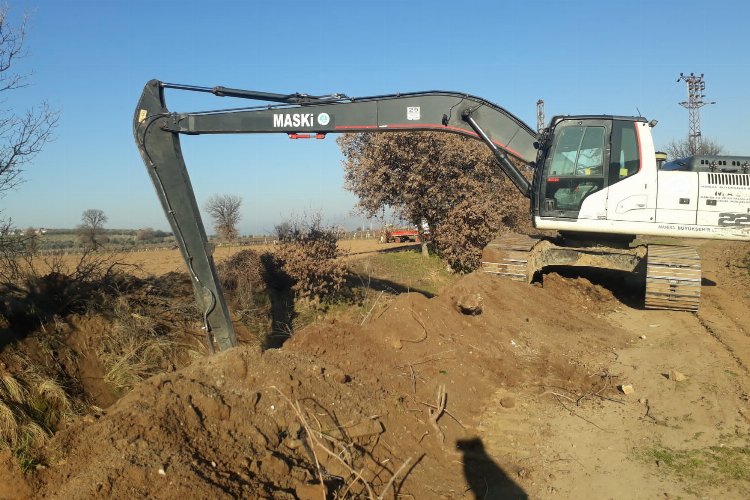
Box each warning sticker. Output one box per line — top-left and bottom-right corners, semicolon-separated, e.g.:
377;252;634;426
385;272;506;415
407;106;420;121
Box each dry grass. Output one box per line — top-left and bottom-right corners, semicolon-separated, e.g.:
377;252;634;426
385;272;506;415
0;356;75;470
97;297;201;393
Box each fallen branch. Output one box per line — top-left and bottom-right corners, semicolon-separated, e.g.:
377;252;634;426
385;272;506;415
361;290;385;325
419;401;466;429
551;394;611;433
400;307;428;344
395;350;456;369
428;384;447;443
271;386;415;499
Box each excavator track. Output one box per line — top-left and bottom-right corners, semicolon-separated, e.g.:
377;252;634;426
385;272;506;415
645;244;701;311
481;234;541;283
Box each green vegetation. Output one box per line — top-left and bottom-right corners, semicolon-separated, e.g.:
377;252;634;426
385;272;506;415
642;443;750;494
350;248;456;297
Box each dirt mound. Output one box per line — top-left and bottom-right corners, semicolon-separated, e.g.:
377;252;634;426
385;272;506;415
19;271;631;498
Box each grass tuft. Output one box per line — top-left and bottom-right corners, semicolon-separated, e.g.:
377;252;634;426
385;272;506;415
0;361;76;470
642;443;750;493
97;297;198;393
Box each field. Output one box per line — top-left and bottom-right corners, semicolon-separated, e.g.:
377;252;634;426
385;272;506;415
0;237;749;498
47;238;405;277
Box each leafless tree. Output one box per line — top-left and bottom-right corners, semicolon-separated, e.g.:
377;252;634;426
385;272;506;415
0;7;59;249
78;209;108;250
205;194;242;241
0;8;58;195
664;137;724;160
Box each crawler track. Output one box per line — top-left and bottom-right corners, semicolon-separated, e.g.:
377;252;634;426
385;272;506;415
481;233;540;283
645;244;702;311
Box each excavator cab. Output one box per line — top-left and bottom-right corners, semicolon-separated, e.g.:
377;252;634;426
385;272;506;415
534;116;644;222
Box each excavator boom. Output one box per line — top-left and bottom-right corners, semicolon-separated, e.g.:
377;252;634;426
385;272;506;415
133;80;538;351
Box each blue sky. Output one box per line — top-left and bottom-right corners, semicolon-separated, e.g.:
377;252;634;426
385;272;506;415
2;0;749;234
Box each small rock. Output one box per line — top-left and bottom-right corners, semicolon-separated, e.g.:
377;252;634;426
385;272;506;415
668;370;687;382
158;467;166;476
456;293;483;315
284;438;303;450
619;384;635;395
639;335;647;340
327;367;350;384
500;396;516;409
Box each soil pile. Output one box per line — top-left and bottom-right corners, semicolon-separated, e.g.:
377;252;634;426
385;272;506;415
15;271;631;498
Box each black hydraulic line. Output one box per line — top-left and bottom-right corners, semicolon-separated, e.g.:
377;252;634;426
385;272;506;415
134;81;237;352
162;82;344;105
462;110;532;198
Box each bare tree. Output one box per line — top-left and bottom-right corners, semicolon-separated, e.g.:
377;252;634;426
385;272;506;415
205;194;242;241
664;137;724;160
78;209;108;250
0;7;59;250
0;7;58;195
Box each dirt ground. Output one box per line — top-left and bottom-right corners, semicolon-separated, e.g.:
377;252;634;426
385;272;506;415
1;239;748;499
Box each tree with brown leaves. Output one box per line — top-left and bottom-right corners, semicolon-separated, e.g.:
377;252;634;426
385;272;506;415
338;132;529;273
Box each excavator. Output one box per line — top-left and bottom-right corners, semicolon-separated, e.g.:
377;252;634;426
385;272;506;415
133;80;750;352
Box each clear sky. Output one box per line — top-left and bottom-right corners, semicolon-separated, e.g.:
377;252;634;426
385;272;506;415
2;0;749;234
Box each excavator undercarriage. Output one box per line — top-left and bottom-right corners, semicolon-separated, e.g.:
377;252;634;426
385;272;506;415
481;234;701;311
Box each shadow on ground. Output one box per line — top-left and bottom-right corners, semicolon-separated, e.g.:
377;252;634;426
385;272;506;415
457;437;527;499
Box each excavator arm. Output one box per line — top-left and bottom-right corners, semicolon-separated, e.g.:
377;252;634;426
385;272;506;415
133;79;538;352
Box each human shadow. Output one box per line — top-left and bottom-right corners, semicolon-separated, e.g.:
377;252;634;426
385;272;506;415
456;437;528;499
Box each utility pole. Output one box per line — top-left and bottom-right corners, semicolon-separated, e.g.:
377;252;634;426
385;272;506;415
677;73;715;155
536;99;545;133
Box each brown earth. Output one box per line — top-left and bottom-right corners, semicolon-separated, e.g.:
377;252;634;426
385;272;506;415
2;240;749;499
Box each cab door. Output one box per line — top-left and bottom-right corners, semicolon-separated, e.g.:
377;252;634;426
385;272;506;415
605;120;656;223
539;119;610;219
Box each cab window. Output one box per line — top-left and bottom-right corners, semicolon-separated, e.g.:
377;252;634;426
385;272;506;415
544;125;605;214
549;126;605;177
609;121;639;183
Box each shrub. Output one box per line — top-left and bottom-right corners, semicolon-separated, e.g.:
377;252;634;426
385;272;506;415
217;250;273;335
273;214;347;303
0;245;127;335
